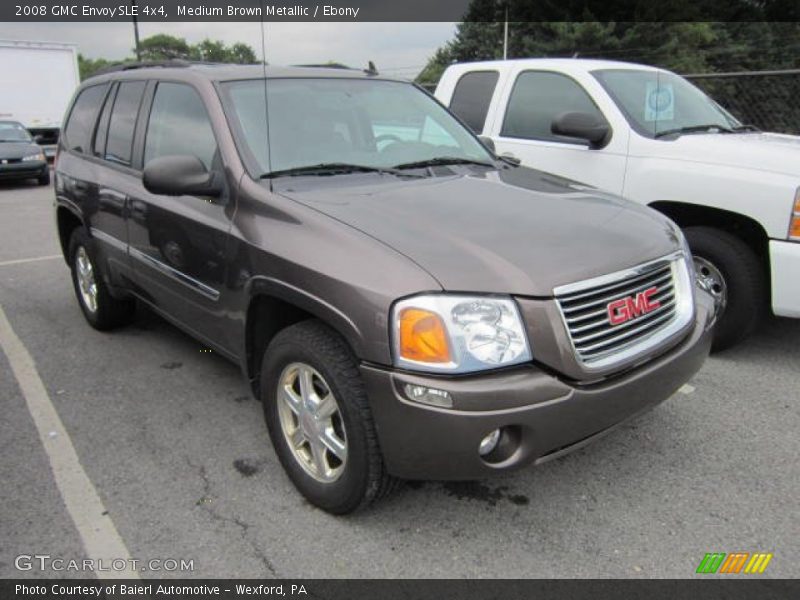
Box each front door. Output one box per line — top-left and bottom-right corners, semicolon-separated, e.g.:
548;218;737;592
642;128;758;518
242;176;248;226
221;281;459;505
490;70;628;195
126;81;236;356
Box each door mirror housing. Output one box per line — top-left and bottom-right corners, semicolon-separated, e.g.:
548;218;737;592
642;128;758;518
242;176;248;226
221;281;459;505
551;112;611;149
33;134;45;144
477;135;495;153
143;155;222;197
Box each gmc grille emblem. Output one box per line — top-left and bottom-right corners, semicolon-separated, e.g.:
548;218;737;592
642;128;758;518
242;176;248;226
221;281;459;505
607;287;661;325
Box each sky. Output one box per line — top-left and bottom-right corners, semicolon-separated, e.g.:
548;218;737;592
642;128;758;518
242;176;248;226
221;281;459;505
0;22;455;79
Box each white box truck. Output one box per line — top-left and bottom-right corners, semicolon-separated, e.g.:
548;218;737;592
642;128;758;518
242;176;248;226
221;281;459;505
0;40;80;158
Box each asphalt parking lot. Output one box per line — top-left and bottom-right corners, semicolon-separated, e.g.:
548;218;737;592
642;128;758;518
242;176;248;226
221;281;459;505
0;177;797;579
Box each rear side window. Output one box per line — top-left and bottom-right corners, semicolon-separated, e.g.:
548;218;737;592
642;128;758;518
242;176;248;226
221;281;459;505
501;71;605;143
449;71;499;133
63;84;108;153
104;81;146;166
144;83;218;170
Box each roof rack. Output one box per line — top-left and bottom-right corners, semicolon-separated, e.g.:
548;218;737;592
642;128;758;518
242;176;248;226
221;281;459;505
89;59;194;78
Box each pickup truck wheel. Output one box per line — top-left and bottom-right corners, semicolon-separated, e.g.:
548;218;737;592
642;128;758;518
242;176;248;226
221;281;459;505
260;320;397;514
684;226;765;352
68;229;135;330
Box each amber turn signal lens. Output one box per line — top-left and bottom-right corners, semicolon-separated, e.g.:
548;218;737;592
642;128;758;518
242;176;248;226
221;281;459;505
398;308;452;363
790;216;800;240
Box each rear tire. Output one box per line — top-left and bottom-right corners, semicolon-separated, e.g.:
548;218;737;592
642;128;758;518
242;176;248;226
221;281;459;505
684;226;765;352
68;228;135;331
260;320;397;514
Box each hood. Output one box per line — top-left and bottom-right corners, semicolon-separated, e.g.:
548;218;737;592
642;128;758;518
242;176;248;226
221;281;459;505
274;166;681;297
0;142;40;160
650;132;800;177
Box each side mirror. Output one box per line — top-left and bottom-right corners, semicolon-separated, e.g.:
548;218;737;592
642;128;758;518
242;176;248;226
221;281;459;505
33;134;45;144
143;155;222;197
551;112;611;148
478;135;495;153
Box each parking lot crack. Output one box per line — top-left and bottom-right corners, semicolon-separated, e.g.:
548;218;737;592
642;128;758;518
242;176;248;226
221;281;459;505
186;458;278;577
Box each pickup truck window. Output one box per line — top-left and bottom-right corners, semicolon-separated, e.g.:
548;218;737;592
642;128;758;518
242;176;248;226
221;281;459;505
222;78;492;176
449;70;499;133
63;84;108;154
592;69;739;138
501;71;604;143
144;83;218;171
104;81;146;167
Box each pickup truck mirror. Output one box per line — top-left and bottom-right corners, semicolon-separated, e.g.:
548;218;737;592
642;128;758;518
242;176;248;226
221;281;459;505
143;155;222;197
33;134;45;144
477;135;496;153
551;112;611;149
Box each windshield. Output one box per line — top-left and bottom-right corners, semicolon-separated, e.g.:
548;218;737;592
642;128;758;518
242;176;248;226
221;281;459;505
0;121;33;143
592;69;740;138
221;78;493;176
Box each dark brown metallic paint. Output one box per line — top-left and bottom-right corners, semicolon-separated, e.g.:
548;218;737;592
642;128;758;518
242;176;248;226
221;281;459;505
54;65;713;479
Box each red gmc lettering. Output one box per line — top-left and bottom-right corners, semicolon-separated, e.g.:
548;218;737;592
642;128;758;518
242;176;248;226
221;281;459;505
607;287;661;325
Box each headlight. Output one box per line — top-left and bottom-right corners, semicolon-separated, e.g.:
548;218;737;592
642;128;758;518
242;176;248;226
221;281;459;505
22;153;45;162
391;294;532;373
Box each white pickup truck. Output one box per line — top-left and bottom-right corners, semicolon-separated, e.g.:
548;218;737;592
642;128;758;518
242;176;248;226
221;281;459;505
435;58;800;350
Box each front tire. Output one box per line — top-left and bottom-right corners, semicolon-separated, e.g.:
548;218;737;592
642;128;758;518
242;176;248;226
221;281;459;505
260;320;397;514
68;228;135;330
684;226;765;352
37;169;50;186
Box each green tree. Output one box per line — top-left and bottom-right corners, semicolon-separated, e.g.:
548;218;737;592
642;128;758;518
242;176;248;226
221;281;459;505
138;34;192;60
78;54;113;80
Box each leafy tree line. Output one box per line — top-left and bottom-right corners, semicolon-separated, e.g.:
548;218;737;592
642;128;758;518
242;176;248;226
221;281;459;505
417;17;800;85
78;34;258;80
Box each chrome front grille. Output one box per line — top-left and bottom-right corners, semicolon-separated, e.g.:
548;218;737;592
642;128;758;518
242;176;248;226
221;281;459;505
554;252;695;371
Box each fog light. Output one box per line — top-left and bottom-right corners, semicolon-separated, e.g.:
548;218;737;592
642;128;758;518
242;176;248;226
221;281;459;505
403;384;453;408
479;429;501;456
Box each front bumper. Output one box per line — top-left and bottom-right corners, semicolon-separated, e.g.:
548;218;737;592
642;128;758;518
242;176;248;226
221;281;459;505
0;160;48;180
770;240;800;318
362;289;715;480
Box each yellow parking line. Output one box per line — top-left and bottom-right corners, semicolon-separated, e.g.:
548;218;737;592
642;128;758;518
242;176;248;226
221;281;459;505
0;303;139;579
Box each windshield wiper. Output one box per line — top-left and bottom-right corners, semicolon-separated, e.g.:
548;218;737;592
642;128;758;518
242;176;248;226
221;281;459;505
260;162;422;179
731;124;761;133
654;124;734;138
392;157;496;170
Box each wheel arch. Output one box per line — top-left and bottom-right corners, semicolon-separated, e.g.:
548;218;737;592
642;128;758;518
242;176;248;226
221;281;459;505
243;277;365;396
649;200;770;263
56;204;85;264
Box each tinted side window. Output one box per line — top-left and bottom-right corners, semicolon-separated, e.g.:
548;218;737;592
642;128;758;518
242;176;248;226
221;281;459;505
449;71;499;133
501;71;604;142
104;81;146;166
64;84;108;153
144;83;217;170
93;84;117;157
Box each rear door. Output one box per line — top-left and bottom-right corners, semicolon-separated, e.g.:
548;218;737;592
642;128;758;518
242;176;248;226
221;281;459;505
488;69;628;194
87;79;148;287
126;80;236;356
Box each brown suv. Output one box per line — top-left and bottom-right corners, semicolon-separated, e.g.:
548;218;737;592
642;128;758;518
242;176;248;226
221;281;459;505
55;63;715;514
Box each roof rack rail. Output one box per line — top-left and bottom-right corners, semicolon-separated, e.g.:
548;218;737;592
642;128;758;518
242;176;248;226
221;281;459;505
89;59;194;78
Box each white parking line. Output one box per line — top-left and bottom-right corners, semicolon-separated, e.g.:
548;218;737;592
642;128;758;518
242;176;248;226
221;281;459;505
0;303;139;579
0;254;62;268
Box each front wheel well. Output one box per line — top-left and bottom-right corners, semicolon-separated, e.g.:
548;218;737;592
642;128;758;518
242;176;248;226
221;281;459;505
245;295;314;395
649;201;770;263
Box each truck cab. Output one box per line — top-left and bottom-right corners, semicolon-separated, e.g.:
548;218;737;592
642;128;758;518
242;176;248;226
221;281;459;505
436;58;800;350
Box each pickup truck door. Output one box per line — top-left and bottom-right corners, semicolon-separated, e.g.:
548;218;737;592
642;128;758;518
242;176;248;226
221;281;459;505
486;68;629;195
125;81;237;357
